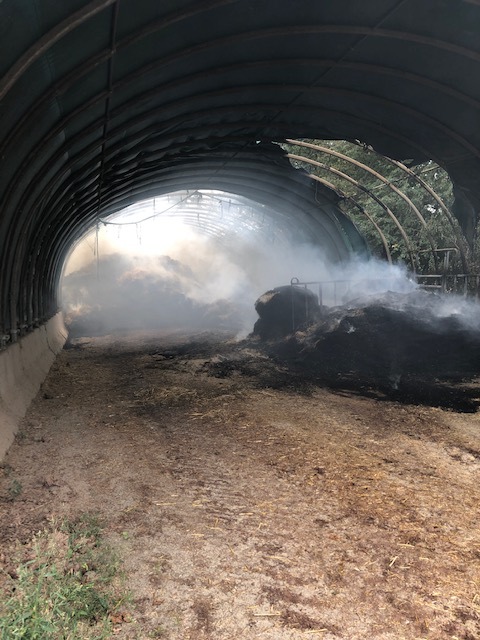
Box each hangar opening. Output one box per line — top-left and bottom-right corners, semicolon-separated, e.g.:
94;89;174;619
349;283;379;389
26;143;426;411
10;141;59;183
61;184;362;338
60;173;391;340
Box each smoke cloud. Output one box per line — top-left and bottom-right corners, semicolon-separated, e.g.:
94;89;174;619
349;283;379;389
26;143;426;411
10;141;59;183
62;211;420;339
62;197;479;340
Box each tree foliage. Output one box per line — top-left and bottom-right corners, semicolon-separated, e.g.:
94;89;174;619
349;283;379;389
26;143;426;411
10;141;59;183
282;139;470;274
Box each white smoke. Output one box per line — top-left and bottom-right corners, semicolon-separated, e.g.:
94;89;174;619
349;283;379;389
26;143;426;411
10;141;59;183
62;198;479;338
63;222;420;338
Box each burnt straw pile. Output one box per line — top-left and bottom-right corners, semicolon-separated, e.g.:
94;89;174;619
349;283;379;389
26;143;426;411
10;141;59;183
252;287;480;408
62;253;245;337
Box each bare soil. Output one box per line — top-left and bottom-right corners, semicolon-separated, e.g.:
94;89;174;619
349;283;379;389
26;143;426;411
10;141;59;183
1;330;480;639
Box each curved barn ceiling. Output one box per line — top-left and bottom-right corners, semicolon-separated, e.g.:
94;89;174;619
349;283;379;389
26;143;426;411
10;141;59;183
0;0;480;341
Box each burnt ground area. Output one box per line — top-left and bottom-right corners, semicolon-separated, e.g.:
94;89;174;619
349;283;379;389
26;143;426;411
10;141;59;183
1;329;480;639
256;290;480;413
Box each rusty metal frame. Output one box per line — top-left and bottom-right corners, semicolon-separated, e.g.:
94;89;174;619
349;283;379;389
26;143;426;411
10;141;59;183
310;176;393;264
353;144;470;271
286;152;418;270
286;139;471;272
287;139;443;270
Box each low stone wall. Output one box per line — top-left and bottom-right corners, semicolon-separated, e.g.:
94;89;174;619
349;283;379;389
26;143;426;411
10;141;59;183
0;313;67;460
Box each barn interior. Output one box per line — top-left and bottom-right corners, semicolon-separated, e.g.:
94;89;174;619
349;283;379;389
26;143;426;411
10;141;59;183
2;0;480;448
1;2;480;638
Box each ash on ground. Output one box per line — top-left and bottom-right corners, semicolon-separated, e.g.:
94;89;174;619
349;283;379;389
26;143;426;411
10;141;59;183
252;287;480;411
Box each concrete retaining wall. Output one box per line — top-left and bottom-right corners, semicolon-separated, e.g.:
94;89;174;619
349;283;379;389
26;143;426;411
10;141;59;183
0;313;67;460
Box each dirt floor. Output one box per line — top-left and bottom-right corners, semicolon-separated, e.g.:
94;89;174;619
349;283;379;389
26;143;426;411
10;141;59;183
1;329;480;639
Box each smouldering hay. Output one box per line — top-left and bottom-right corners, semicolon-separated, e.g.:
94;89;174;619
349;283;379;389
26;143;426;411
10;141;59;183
0;513;127;639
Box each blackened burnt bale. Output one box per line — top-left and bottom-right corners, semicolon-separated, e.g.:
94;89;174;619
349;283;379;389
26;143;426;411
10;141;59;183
253;285;320;340
270;290;480;382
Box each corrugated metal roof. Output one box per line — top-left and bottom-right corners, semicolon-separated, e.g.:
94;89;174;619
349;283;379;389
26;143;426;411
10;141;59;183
0;0;479;338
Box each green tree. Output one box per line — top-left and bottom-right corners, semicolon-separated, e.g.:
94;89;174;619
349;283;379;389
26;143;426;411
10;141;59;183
282;139;469;274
